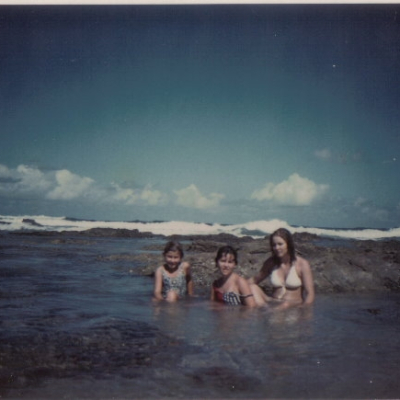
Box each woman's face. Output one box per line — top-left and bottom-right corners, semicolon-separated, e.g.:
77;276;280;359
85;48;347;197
271;235;288;259
217;253;236;277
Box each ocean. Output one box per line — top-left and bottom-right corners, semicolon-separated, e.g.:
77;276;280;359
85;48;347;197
1;214;400;240
1;215;400;398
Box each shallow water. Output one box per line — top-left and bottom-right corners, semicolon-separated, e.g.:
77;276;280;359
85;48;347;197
1;233;400;399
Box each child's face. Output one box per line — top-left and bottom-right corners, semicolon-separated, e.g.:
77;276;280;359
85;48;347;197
164;250;182;268
217;253;236;277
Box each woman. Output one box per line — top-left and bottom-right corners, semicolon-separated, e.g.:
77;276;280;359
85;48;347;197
248;228;315;307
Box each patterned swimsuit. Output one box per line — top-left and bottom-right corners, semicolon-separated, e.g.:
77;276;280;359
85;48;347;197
213;287;252;306
161;264;187;299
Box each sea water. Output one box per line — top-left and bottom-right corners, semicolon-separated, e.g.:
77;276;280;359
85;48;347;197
1;232;400;399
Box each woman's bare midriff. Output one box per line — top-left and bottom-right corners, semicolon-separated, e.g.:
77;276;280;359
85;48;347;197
273;287;303;303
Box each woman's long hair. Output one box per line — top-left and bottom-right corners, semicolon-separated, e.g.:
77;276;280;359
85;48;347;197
269;228;296;263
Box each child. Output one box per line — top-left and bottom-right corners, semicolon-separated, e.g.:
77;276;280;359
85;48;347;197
211;245;255;307
153;241;193;302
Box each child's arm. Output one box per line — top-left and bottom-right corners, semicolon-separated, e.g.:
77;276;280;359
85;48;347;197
238;275;256;307
153;266;164;300
210;284;216;301
184;262;194;296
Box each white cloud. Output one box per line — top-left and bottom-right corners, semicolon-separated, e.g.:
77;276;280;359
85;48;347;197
140;185;167;205
314;148;332;161
16;164;53;193
251;173;329;206
0;164;52;196
0;164;166;207
109;183;167;206
0;164;12;178
47;169;95;200
174;184;225;209
109;183;140;205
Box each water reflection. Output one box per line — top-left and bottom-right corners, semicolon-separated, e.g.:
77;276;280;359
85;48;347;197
2;232;400;399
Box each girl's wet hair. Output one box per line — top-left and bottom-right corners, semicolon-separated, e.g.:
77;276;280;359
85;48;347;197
270;228;296;262
215;245;238;265
163;241;184;257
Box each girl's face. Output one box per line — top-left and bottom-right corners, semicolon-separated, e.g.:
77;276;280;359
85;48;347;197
217;253;236;277
271;235;288;259
164;250;182;268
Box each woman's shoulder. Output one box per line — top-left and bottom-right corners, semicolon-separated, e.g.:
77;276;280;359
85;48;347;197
295;256;311;270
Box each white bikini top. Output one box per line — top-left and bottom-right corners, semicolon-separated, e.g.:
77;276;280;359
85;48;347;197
270;263;302;298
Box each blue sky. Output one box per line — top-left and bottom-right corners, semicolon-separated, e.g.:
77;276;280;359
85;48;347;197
1;4;399;228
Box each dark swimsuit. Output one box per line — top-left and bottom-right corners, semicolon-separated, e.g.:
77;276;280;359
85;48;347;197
213;286;253;306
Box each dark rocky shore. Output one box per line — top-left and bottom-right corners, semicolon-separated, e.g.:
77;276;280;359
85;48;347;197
138;232;400;295
12;228;400;294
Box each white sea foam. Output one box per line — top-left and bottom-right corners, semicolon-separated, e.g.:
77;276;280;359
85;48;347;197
0;214;399;241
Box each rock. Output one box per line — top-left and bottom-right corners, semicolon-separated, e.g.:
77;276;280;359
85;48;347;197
136;233;400;294
77;228;155;238
22;218;43;227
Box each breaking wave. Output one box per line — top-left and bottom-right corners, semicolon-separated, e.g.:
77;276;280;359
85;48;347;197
0;215;399;240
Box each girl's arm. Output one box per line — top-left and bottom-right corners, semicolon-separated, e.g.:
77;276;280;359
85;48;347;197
210;285;215;301
248;257;274;285
184;262;194;296
299;258;315;305
153;267;164;300
238;275;256;307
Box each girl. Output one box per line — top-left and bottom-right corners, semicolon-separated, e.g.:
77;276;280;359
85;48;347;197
248;228;315;308
153;241;193;302
211;245;255;307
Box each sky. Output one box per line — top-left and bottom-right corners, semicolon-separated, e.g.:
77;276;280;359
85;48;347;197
0;4;399;228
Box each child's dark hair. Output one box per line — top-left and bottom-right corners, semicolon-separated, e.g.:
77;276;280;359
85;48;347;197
215;245;238;265
163;241;184;258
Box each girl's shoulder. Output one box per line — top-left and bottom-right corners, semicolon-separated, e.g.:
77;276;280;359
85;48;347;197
181;261;191;270
230;272;244;286
233;271;243;281
155;265;165;276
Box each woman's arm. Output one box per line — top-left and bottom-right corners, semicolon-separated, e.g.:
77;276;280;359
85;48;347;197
248;257;274;285
153;267;164;300
299;258;315;305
